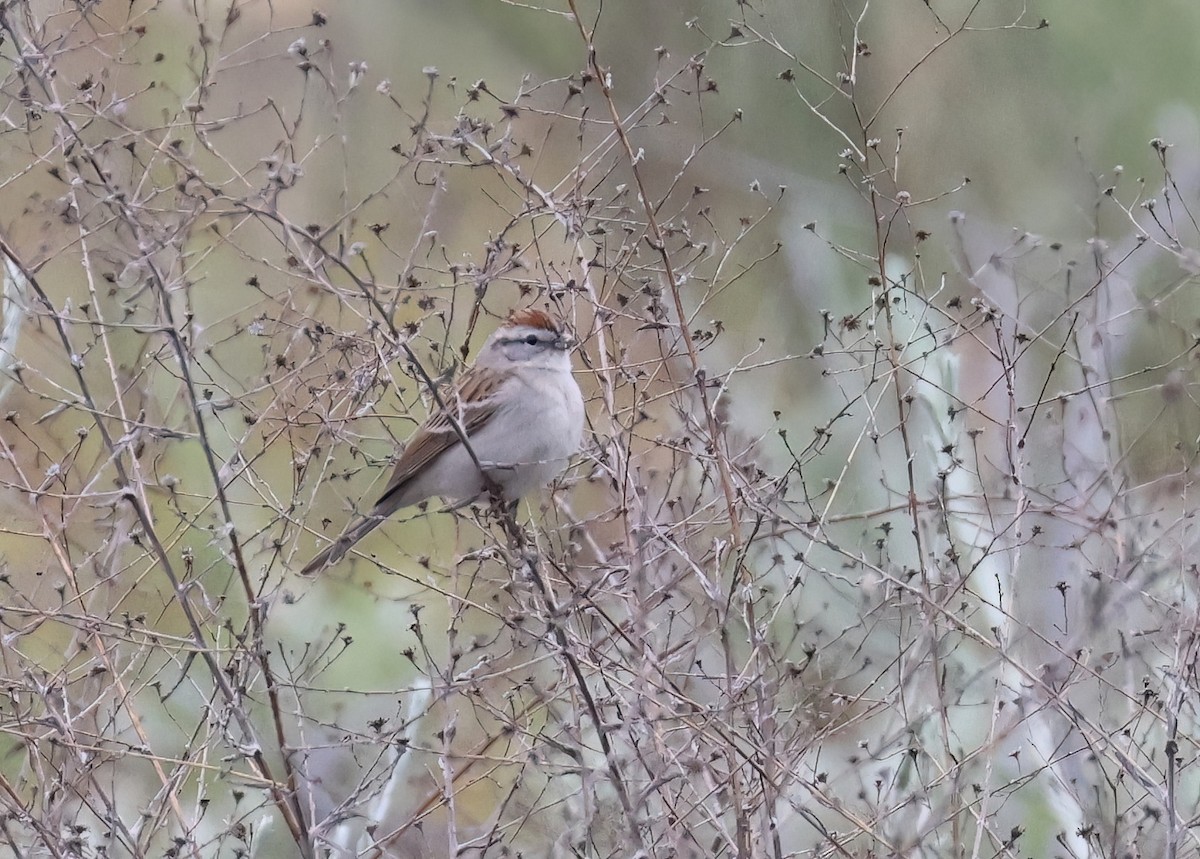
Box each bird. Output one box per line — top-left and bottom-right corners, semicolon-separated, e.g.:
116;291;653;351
300;308;585;575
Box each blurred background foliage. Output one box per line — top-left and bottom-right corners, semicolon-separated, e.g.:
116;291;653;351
1;0;1199;856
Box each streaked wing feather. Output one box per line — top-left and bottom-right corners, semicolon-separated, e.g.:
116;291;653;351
373;365;511;507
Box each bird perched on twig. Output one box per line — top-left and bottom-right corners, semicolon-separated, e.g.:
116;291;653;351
300;309;584;575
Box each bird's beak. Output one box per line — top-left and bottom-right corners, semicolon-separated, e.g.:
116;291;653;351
557;332;577;351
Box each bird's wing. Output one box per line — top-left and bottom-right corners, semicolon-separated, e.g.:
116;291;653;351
372;364;512;509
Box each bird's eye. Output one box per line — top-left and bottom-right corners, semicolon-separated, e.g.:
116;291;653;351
524;334;539;346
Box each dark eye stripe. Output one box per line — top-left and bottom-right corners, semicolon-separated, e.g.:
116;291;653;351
503;334;551;346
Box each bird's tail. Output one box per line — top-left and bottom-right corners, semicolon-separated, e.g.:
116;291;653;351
299;514;385;576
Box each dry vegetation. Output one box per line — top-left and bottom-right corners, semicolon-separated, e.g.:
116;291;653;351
0;1;1197;857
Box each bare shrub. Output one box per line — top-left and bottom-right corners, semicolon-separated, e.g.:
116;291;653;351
0;2;1197;857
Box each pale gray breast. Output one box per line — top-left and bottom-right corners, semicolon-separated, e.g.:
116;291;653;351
477;368;582;496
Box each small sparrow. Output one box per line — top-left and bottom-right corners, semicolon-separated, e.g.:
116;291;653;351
300;309;584;575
